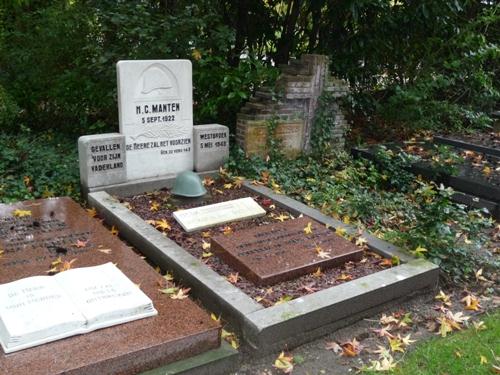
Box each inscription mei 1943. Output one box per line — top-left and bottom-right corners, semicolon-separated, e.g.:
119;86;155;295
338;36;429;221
211;216;363;285
199;132;227;150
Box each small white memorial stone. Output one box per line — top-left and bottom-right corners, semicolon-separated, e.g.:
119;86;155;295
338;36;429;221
194;124;230;172
78;133;127;189
173;197;266;232
117;60;193;180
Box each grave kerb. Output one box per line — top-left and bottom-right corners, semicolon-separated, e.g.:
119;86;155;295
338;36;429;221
88;178;439;352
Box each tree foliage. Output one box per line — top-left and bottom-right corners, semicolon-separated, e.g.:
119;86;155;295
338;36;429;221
0;0;498;134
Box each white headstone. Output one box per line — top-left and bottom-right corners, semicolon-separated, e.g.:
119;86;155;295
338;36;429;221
193;124;230;172
78;133;127;189
117;60;193;180
173;197;266;232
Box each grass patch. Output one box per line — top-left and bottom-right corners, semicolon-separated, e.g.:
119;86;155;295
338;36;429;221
394;311;500;374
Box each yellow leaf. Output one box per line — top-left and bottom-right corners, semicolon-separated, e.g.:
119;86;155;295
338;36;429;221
435;290;452;306
480;355;488;365
110;226;119;236
170;287;190;300
341;338;362;357
380;314;399;325
202;241;211;250
315;245;331;259
312;267;323;278
12;209;31;217
210;313;221;322
201;231;211;238
155;219;171;231
461;294;481;311
413;245;428;257
483;166;492;176
271;180;283;194
336;273;353;281
86;208;97;217
159;287;178;295
273;352;294;373
223;183;233;189
163;272;174;281
388;337;404;353
223;226;233;235
455;351;462;358
342;215;351;224
274;295;293;305
150;201;160;212
475;268;488;282
60;258;76;272
233;176;245;188
303;222;313;235
226;272;239;284
203;176;215;186
191;49;202;60
399;333;415;346
275;213;289;222
335;227;346;237
473;321;486;331
230;338;239;349
202;251;213;258
355;237;367;247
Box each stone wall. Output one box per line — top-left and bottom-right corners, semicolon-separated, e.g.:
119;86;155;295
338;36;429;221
236;54;349;157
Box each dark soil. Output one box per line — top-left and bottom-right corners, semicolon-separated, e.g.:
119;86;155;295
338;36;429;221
394;140;500;188
120;181;390;307
439;130;500;152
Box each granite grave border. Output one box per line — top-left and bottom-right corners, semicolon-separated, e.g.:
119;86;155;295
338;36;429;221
88;178;439;351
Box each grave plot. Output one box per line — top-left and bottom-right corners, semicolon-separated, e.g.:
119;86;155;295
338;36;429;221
0;198;237;375
352;138;500;219
88;175;438;351
119;181;383;306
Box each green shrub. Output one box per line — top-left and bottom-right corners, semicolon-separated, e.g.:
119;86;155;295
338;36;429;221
227;145;493;282
0;130;80;203
0;84;18;129
0;2;277;134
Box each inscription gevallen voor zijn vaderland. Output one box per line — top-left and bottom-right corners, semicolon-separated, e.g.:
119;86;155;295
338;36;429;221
78;133;127;189
211;216;363;285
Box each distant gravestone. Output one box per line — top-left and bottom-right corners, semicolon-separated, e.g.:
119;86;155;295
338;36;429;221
117;60;193;180
78;133;127;189
173;197;266;233
0;198;219;373
193;124;229;172
211;217;363;285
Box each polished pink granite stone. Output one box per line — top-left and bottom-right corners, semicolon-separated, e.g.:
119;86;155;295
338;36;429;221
0;197;220;375
211;216;363;285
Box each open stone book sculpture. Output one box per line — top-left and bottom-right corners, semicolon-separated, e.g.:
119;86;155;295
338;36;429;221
0;262;157;353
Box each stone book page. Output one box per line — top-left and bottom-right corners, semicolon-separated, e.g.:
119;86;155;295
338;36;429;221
0;276;87;353
56;262;157;328
0;263;157;354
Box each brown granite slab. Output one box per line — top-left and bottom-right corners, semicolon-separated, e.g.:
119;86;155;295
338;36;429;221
0;197;220;375
211;216;363;285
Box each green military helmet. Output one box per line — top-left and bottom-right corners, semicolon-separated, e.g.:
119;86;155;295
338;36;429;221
171;171;207;197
